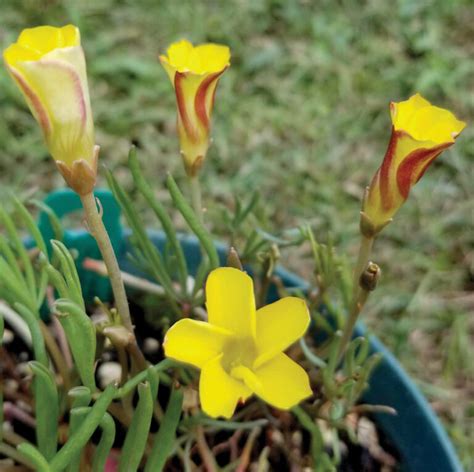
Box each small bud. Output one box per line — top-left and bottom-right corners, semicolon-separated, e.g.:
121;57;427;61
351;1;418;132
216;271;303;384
227;247;243;270
103;325;134;347
359;262;381;291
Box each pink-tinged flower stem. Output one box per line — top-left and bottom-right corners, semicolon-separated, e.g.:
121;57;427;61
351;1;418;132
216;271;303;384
80;192;133;334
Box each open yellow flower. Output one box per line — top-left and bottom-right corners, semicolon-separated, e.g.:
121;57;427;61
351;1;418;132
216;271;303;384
164;267;312;418
160;39;230;176
3;25;97;195
362;94;466;235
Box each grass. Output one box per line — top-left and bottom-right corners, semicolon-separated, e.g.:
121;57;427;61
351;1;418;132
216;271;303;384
0;0;473;467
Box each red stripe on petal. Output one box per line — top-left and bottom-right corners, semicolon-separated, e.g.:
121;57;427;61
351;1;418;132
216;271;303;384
195;69;226;130
396;143;451;199
10;68;51;135
174;72;197;141
378;128;398;211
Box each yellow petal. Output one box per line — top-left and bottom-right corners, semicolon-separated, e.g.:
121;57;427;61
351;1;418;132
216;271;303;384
206;267;256;339
16;25;80;58
252;353;312;410
3;25;80;67
163;39;230;75
391;93;466;144
192;44;230;74
254;297;310;368
200;355;252;418
158;55;176;85
11;45;95;166
166;39;194;72
390;93;430;128
3;43;41;63
163;318;231;369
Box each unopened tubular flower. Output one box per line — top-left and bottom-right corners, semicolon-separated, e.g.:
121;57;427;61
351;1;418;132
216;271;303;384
362;94;466;236
164;267;312;418
160;39;230;176
3;25;97;195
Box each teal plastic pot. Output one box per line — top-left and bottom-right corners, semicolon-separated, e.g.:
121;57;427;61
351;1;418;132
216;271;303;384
36;189;463;472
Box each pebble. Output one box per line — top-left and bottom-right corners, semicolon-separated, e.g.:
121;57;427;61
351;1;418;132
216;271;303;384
97;362;122;389
143;337;160;355
2;329;14;344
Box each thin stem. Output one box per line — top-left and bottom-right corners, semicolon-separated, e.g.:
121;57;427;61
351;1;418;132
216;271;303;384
188;174;204;224
195;426;218;472
80;192;133;333
0;442;34;469
338;235;374;359
351;235;374;291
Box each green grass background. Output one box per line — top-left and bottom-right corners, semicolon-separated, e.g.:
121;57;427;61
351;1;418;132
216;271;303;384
1;0;473;466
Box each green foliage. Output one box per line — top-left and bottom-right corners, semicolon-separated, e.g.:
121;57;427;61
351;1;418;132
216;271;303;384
119;382;153;471
145;387;184;472
29;361;59;461
0;0;472;467
54;299;97;391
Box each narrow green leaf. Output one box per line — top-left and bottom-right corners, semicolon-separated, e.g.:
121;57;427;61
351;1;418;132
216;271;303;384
50;241;84;309
119;382;154;472
0;258;33;310
68;386;92;409
17;443;52;472
45;262;70;297
147;365;160;402
0;204;36;299
300;338;327;368
115;359;175;399
13;197;48;258
67;408;89;472
105;168;179;307
14;303;47;366
29;361;59;460
234;191;260;227
0;233;24;281
292;406;326;468
166;174;220;270
145;387;184;472
50;384;117;472
31;199;65;242
129;147;188;291
354;336;370;365
92;412;116;472
54;299;96;391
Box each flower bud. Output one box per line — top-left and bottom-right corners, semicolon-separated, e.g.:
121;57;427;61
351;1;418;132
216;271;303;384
160;39;230;176
363;94;465;235
3;25;97;194
359;262;381;292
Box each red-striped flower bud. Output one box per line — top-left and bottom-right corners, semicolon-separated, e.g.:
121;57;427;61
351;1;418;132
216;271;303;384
362;94;466;236
160;40;230;176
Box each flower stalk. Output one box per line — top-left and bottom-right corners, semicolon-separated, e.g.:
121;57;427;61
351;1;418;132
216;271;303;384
338;236;376;360
80;192;133;334
189;174;204;224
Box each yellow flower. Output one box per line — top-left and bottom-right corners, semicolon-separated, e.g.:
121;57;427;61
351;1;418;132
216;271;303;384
160;39;230;176
362;94;466;235
3;25;97;195
164;267;312;418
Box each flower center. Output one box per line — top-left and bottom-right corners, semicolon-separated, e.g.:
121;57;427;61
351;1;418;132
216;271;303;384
221;337;257;373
